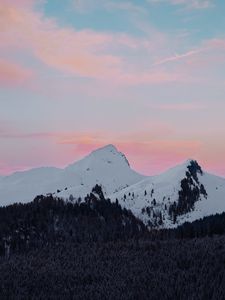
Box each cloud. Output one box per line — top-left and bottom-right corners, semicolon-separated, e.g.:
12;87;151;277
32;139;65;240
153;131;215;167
72;0;95;13
0;0;224;88
153;49;202;66
105;1;147;14
0;1;121;79
148;0;214;9
73;0;147;14
0;59;33;87
205;39;225;50
113;70;181;85
0;0;189;85
0;0;36;8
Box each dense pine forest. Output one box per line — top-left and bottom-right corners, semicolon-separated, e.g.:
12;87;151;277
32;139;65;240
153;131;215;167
0;185;146;257
0;185;225;299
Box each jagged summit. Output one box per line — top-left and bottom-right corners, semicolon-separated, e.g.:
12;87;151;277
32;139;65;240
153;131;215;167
171;158;201;170
157;159;203;180
184;158;198;165
183;159;203;172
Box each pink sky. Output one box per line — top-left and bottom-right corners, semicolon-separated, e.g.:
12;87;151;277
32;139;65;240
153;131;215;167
0;0;225;177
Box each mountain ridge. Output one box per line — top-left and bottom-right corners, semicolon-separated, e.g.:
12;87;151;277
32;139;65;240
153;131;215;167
0;144;144;206
0;144;225;229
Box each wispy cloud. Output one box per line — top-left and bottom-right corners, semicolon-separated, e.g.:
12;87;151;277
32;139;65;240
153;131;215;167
73;0;147;14
147;0;214;9
105;1;147;15
153;49;202;66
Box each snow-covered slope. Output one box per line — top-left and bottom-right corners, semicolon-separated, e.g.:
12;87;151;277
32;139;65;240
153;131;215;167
57;144;145;200
1;144;225;229
110;159;225;228
0;145;144;206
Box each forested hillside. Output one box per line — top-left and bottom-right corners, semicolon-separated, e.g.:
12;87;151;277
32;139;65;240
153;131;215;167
1;187;225;299
0;185;146;258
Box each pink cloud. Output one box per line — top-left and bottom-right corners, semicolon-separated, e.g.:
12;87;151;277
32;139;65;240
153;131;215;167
0;1;120;78
0;0;35;7
1;7;119;85
0;0;224;88
206;39;225;49
114;70;180;85
0;1;187;85
0;59;33;86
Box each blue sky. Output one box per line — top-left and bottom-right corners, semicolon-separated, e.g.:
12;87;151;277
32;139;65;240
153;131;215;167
44;0;225;39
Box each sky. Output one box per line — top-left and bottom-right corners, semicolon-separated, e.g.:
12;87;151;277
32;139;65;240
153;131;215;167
0;0;225;176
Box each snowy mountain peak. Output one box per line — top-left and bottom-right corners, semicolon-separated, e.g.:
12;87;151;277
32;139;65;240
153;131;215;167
92;144;118;153
109;157;225;229
183;159;203;172
0;144;144;205
60;144;143;198
155;159;202;184
184;158;197;165
67;144;131;169
0;144;225;231
177;159;203;185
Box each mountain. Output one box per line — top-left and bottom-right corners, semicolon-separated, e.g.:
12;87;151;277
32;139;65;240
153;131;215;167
0;145;144;206
0;144;225;228
110;159;225;228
